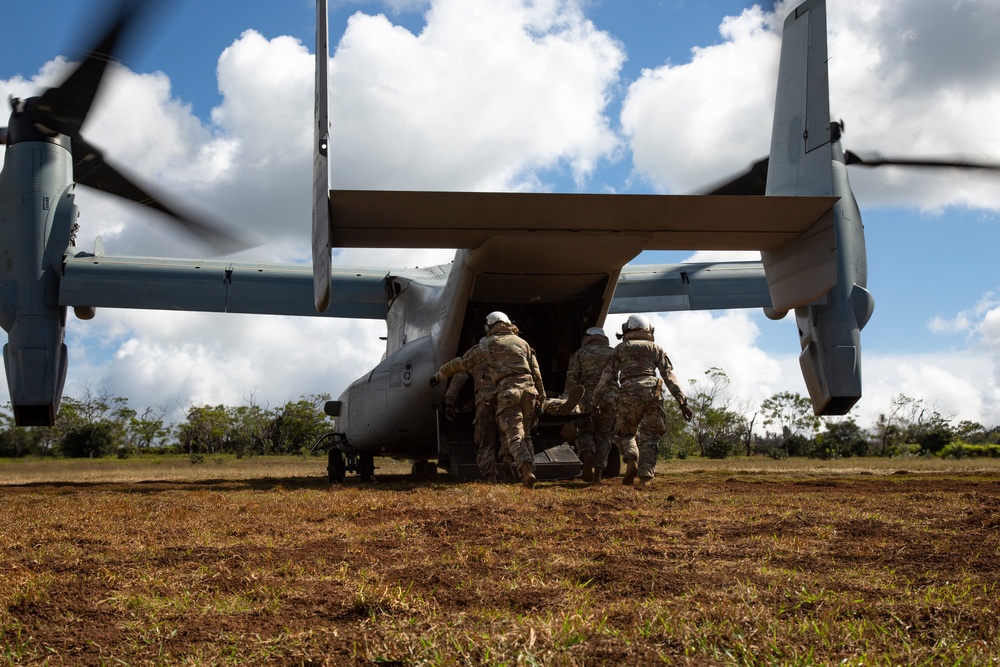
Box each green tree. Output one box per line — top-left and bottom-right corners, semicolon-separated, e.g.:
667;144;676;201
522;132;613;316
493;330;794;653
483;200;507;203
761;391;820;444
60;421;117;458
814;418;869;459
686;368;751;459
226;401;272;458
52;391;126;458
872;394;955;456
125;406;170;452
266;394;334;455
177;405;230;454
660;400;699;459
0;404;51;457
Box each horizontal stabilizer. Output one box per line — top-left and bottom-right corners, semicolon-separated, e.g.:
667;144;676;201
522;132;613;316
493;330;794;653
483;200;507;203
329;190;836;252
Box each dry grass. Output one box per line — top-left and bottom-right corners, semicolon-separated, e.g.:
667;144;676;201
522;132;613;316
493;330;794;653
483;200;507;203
2;456;1000;665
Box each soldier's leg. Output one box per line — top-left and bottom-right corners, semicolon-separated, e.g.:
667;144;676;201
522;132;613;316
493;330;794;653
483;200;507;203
636;401;666;484
613;400;642;464
593;407;615;468
473;398;498;481
496;389;536;488
574;416;596;455
574;422;597;482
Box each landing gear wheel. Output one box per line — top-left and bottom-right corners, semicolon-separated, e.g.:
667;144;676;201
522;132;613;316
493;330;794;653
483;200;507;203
358;454;376;482
328;449;346;483
410;460;438;477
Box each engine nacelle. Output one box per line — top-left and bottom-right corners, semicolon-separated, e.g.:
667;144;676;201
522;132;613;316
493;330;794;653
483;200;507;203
0;135;77;426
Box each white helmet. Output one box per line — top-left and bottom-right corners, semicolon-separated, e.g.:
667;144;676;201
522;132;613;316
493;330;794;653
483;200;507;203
585;326;605;337
624;314;653;332
486;311;511;327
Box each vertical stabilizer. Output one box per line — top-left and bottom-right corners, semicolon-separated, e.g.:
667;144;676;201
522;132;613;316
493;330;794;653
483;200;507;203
312;0;332;312
762;0;835;310
763;0;871;415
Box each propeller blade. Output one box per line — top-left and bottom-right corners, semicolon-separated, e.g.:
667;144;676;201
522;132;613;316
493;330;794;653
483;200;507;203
32;1;151;137
699;157;770;196
844;150;1000;172
71;136;249;254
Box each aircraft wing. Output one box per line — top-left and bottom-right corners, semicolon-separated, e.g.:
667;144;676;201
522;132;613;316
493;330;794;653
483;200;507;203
60;251;777;320
59;253;389;319
328;190;837;252
611;261;772;314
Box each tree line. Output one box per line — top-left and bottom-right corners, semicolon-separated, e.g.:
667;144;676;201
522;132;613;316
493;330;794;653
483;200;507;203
662;367;1000;460
3;368;1000;460
0;390;335;459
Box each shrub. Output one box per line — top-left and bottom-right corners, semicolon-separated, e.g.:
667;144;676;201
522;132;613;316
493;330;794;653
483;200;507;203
703;439;734;459
938;442;1000;459
61;422;116;458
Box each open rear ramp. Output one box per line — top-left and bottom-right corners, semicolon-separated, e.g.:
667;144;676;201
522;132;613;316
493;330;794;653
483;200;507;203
436;407;582;482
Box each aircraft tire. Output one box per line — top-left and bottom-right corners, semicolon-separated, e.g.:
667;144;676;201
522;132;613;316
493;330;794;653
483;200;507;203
328;449;346;483
358;454;376;482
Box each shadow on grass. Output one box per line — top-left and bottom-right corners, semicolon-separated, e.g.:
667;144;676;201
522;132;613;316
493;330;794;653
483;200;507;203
2;473;479;495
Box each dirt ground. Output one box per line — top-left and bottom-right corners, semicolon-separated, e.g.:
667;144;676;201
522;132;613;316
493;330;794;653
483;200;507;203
2;461;999;665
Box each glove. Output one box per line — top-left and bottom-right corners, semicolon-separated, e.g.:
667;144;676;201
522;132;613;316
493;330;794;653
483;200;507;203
680;403;693;422
445;406;457;421
429;375;440;388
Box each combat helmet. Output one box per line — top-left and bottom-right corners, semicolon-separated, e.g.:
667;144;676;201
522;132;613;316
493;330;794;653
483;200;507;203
485;311;511;331
621;313;654;337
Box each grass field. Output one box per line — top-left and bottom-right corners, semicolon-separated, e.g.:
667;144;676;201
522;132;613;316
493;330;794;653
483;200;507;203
2;455;999;665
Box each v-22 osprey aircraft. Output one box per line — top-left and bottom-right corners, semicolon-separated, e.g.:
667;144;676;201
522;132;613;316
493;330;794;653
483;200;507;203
6;0;984;481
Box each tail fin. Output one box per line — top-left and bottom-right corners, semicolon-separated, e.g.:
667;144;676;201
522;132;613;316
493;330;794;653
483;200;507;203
762;0;835;310
763;0;872;415
312;0;332;312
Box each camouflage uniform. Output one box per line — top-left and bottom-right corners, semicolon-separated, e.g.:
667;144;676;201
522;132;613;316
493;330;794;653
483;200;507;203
434;322;544;484
592;329;687;483
636;400;667;480
565;332;616;473
443;357;498;481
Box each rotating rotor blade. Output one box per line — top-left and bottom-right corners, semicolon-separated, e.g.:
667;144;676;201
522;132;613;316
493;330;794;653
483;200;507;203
698;157;770;196
32;1;153;138
844;151;1000;173
72;136;249;254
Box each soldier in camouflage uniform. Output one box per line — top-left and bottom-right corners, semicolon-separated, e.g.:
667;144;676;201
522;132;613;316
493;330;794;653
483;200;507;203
443;339;499;482
431;311;544;488
565;327;616;484
592;314;693;487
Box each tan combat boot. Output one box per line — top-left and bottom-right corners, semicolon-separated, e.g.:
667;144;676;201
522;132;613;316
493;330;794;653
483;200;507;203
622;460;638;486
591;467;603;485
581;451;595;483
519;462;536;489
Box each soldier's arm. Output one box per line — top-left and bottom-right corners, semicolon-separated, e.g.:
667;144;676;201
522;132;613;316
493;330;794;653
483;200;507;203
565;352;582;394
444;372;470;406
528;348;545;397
434;356;471;383
657;349;688;406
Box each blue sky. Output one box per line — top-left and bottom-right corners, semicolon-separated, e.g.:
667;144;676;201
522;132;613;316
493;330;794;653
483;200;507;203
3;0;1000;428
